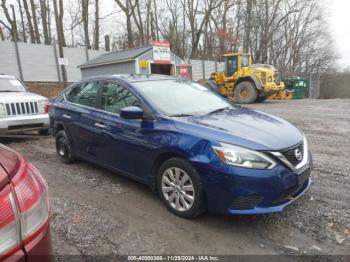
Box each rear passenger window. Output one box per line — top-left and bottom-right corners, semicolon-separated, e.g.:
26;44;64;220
66;82;100;107
101;82;140;115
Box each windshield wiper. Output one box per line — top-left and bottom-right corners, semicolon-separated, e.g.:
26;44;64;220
170;113;196;117
0;90;19;92
207;107;231;115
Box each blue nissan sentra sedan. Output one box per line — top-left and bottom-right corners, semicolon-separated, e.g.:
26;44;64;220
49;74;312;218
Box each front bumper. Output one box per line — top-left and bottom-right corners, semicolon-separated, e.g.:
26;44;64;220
194;152;312;215
0;114;49;134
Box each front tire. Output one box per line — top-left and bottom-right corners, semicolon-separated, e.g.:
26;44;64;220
157;158;206;218
55;130;74;164
233;81;258;103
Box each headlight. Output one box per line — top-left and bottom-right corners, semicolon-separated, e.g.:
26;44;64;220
0;103;6;118
212;143;276;169
37;100;48;114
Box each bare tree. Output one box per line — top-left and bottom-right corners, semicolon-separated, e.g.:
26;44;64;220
65;2;82;46
51;0;66;47
0;0;337;77
30;0;41;43
181;0;225;58
114;0;138;48
152;0;159;39
132;0;145;46
17;0;27;42
0;26;4;40
242;0;253;53
82;0;91;49
22;0;36;43
39;0;50;44
94;0;99;49
0;0;18;40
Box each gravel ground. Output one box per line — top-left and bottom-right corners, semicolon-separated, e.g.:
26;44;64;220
1;99;349;258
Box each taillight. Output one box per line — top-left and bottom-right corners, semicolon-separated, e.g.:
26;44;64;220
44;102;50;114
0;186;20;256
12;162;50;243
38;100;49;114
0;158;50;257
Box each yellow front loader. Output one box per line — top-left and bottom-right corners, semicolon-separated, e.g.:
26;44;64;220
206;53;285;103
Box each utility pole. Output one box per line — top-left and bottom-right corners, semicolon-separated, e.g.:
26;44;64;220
52;0;67;87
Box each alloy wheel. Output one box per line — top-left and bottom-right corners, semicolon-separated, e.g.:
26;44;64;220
161;167;195;212
58;138;67;157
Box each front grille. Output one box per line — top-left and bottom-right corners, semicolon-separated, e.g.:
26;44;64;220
272;178;308;205
280;142;304;166
272;185;299;204
230;195;263;210
5;102;39;116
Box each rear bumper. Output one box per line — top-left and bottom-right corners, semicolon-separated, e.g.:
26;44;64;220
24;222;53;262
3;223;52;262
0;114;49;134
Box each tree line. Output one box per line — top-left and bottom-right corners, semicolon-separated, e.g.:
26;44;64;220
0;0;337;77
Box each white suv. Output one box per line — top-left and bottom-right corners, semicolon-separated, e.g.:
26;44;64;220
0;74;49;135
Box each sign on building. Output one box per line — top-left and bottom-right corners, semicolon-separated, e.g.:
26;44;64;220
58;58;69;66
139;59;149;69
153;41;171;63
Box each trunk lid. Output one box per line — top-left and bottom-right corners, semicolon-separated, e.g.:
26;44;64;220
0;144;20;184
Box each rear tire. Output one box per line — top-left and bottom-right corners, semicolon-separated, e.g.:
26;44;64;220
233;81;258;104
55;130;74;164
157;158;206;218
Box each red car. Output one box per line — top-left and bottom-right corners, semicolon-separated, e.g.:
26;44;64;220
0;144;52;262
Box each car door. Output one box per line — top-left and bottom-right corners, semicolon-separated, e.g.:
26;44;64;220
92;80;153;181
58;81;102;159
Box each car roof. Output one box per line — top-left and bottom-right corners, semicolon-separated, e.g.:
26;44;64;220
82;74;178;83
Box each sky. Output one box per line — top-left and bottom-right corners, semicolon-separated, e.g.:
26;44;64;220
327;0;350;70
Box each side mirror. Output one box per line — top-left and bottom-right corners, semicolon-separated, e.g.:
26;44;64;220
120;106;144;119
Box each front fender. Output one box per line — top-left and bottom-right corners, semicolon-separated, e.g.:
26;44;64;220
249;75;263;90
236;75;263;90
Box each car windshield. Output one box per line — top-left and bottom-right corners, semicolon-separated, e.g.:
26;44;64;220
133;79;233;116
0;78;27;92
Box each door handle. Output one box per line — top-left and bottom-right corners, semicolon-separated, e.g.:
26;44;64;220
95;122;106;129
62;114;71;119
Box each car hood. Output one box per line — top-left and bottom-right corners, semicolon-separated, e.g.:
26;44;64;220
173;107;303;151
0;92;46;102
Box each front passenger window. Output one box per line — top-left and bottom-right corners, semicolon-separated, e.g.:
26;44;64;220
101;82;140;115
